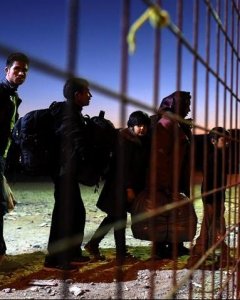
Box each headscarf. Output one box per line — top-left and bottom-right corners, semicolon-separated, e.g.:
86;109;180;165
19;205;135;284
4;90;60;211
157;91;191;117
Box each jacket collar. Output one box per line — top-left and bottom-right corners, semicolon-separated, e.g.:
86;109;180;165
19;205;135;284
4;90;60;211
2;79;18;94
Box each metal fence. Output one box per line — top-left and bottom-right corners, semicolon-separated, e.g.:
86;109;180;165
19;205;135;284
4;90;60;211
1;0;240;298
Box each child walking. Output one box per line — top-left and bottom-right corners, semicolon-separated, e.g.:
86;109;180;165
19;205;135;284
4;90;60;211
84;111;151;264
187;127;231;267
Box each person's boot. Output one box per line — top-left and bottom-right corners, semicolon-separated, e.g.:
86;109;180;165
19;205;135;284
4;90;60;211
152;242;171;260
44;254;78;271
116;249;138;265
84;242;105;260
177;242;190;256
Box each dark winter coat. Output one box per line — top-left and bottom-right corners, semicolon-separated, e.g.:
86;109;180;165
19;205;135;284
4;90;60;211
0;80;21;216
154;114;191;197
50;101;89;178
0;80;22;157
97;127;150;216
201;145;229;204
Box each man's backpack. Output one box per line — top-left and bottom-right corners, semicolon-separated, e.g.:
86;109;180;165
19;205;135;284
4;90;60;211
78;111;117;186
12;103;116;186
12;107;57;176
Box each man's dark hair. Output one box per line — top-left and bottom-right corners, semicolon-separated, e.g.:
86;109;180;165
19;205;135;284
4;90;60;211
6;52;29;67
63;77;89;100
127;110;150;127
209;126;230;142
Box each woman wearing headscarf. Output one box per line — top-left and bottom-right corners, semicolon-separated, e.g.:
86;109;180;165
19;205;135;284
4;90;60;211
151;91;193;259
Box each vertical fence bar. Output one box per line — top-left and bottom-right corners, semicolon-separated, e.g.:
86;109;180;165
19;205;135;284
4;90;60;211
148;0;162;297
119;0;130;128
236;0;240;292
115;0;130;298
66;0;80;75
188;0;200;299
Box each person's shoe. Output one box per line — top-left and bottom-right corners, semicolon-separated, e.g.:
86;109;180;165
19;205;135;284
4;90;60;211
43;261;78;272
154;243;173;259
152;243;189;259
177;243;190;256
116;251;138;265
84;243;105;261
71;254;90;264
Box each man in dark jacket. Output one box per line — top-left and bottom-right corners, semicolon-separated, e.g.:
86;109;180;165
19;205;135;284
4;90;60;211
0;52;29;264
44;77;92;271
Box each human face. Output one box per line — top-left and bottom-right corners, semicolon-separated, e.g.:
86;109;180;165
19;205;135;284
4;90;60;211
74;88;92;107
212;136;230;149
217;137;230;148
5;61;29;86
133;124;148;136
178;98;191;118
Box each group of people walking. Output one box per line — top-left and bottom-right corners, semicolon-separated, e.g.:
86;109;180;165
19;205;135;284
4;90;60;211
0;52;232;271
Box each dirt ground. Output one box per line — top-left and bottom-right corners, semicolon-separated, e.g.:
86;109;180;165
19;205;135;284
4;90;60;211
0;179;237;299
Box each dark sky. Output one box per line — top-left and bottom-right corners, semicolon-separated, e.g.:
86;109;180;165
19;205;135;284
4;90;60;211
0;0;235;131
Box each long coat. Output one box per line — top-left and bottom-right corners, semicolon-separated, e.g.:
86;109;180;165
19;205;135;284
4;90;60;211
154;114;191;197
201;145;229;204
97;127;150;216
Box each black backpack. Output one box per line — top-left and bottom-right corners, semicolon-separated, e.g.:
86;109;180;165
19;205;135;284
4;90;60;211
77;111;117;186
12;106;57;176
12;103;116;186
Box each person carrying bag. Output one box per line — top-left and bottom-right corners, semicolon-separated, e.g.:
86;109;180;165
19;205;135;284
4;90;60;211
130;189;197;243
133;91;197;260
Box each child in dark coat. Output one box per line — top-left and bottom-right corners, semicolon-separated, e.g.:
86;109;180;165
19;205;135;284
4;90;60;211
84;111;151;263
187;127;231;268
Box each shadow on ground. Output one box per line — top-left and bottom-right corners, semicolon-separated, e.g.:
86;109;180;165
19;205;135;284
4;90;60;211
0;246;190;290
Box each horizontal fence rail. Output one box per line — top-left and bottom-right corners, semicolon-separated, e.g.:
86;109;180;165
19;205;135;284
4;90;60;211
1;0;240;299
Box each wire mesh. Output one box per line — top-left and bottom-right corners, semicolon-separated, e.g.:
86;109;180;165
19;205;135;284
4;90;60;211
0;0;240;298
